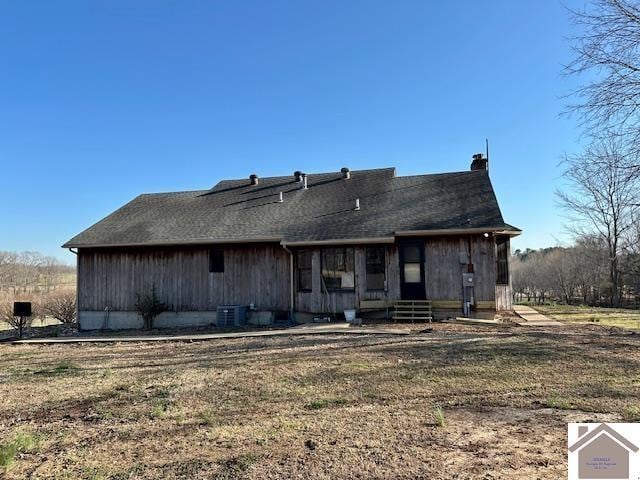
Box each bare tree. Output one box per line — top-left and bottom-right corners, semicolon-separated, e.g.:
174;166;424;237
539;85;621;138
42;291;77;325
557;138;640;305
565;0;640;149
0;303;33;339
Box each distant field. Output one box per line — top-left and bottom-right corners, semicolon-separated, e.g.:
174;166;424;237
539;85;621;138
530;304;640;330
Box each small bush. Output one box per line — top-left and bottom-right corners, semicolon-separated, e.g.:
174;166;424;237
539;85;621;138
432;404;446;427
134;286;168;329
42;291;77;325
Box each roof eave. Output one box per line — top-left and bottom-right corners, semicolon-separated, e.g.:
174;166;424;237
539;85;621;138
62;237;284;249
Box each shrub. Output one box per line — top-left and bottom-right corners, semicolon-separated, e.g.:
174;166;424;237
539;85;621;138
42;291;77;324
134;286;167;329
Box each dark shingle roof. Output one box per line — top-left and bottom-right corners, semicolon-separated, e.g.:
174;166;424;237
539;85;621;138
63;167;520;248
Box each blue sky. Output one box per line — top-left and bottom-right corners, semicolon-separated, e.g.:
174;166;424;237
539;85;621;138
0;0;585;263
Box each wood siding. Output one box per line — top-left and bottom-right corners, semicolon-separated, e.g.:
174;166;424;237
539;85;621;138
495;237;513;311
77;235;511;317
78;245;291;312
425;235;496;303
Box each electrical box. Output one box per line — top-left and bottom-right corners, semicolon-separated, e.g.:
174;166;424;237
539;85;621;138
458;252;468;264
462;273;474;286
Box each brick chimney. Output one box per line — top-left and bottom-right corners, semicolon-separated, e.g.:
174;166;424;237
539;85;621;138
471;153;488;171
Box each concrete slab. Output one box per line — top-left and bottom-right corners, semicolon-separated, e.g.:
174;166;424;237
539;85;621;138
13;323;410;344
513;305;563;326
453;317;502;325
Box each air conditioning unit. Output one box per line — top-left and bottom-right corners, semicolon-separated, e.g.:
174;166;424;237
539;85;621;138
216;305;248;328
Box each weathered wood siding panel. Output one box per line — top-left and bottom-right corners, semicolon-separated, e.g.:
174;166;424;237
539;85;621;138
425;235;496;304
495;285;512;311
78;245;290;312
495;238;513;311
295;245;400;314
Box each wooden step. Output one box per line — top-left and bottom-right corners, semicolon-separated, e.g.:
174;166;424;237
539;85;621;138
392;300;433;323
395;305;431;312
394;300;432;304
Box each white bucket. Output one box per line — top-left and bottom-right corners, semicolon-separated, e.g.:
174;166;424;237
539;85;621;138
344;309;357;322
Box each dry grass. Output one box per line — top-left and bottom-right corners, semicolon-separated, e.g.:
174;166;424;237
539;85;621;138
1;323;640;479
534;304;640;329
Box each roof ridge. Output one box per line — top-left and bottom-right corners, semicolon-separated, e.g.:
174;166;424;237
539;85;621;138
394;170;484;180
218;167;396;182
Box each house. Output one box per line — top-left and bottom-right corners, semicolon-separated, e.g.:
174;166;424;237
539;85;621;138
569;423;639;479
63;154;520;330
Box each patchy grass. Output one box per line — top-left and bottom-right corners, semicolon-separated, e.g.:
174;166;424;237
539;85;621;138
33;360;79;376
198;409;218;426
304;397;348;410
0;432;40;472
532;304;640;329
1;323;640;478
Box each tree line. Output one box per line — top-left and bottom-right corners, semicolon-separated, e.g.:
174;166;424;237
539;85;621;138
0;251;75;297
512;236;640;307
0;250;77;337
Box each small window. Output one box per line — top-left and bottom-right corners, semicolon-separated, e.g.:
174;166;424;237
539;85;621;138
321;247;355;291
297;250;312;292
366;247;386;290
496;236;509;285
401;244;423;284
209;247;224;273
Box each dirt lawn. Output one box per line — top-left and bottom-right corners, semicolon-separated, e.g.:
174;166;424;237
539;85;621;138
1;323;640;479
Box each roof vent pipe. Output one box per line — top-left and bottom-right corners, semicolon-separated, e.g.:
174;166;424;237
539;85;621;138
302;174;308;190
278;191;284;203
249;174;259;185
341;167;351;179
355;198;360;210
294;171;303;182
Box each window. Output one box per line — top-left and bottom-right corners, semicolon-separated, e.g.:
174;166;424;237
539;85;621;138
209;247;224;273
321;247;355;291
496;236;509;285
402;245;422;283
296;250;312;292
366;247;386;290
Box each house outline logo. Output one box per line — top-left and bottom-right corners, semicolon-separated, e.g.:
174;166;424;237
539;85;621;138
568;423;639;479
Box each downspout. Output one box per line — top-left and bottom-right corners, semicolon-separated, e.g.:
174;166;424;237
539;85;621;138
281;244;295;321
